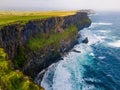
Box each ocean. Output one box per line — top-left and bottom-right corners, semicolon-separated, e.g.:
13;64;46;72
36;12;120;90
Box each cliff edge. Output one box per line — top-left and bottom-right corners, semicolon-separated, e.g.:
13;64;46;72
0;11;91;81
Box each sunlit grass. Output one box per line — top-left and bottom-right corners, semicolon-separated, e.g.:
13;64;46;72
0;48;43;90
0;11;77;26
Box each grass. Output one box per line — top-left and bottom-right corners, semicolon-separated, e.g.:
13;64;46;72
0;11;76;26
27;25;77;51
0;48;43;90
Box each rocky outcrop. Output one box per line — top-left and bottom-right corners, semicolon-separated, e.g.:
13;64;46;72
0;12;91;79
82;37;89;44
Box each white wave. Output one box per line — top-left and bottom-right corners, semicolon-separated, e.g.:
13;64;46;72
52;50;93;90
98;56;106;60
108;40;120;47
89;53;95;57
41;63;58;90
99;30;110;33
82;85;96;90
74;44;92;54
97;36;106;40
89;22;112;28
79;29;103;45
84;78;101;83
41;44;94;90
52;61;72;90
82;78;106;90
93;22;112;26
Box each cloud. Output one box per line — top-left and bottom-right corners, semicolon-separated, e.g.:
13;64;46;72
0;0;120;11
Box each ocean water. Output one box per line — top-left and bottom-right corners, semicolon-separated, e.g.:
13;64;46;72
36;12;120;90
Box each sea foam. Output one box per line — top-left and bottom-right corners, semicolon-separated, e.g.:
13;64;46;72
99;30;110;33
79;29;103;45
98;56;106;60
108;40;120;47
41;44;94;90
92;22;112;26
89;22;112;28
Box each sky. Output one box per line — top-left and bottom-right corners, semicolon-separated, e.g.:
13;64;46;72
0;0;120;11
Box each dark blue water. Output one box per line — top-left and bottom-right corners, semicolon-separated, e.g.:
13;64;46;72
36;12;120;90
86;12;120;90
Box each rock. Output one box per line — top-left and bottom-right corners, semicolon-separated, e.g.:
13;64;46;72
82;37;89;44
72;49;81;53
34;69;46;85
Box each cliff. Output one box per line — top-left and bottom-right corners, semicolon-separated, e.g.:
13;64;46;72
0;12;91;80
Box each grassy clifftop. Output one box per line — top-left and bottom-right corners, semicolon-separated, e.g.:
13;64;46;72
0;11;76;26
0;48;43;90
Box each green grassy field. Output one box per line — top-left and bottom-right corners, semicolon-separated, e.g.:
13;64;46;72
0;11;76;26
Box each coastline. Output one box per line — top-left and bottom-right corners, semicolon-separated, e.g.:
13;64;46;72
0;11;91;89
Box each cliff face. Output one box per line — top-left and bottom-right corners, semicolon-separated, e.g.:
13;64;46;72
0;12;91;78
